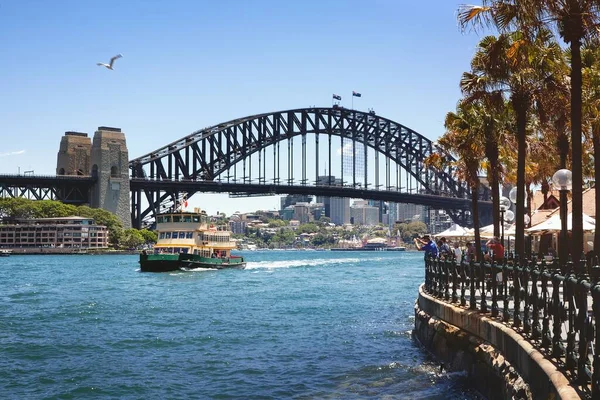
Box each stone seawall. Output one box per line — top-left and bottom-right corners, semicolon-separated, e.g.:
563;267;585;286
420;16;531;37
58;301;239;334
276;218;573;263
414;284;580;400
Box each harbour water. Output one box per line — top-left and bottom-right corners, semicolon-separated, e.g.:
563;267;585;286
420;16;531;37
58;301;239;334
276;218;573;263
3;250;482;399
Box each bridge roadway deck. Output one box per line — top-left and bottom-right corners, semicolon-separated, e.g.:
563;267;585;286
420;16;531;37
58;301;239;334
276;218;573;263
130;178;489;210
418;279;585;399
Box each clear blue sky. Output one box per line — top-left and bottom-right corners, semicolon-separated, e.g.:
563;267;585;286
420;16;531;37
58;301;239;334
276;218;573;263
0;0;485;215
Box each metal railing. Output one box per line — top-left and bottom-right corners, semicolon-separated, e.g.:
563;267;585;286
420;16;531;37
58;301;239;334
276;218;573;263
424;254;599;399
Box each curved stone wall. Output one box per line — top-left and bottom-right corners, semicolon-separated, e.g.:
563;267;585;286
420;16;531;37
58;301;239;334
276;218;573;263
415;284;580;400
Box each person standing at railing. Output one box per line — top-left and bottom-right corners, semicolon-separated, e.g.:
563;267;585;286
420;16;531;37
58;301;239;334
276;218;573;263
485;237;504;262
414;235;438;260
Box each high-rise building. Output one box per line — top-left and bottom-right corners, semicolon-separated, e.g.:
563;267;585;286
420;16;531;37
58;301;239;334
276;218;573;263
316;175;350;225
397;203;425;223
280;194;312;210
350;201;379;226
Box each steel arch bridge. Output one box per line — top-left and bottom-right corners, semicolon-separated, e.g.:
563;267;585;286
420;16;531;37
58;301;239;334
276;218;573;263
129;107;490;228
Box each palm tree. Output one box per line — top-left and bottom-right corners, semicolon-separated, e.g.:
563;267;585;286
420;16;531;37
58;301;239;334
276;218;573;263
459;82;505;238
437;101;488;261
458;0;600;266
456;31;562;256
582;45;600;251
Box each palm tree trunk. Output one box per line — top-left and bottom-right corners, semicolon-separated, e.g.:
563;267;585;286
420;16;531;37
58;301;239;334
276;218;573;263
594;133;600;254
571;38;584;260
486;132;500;239
472;184;482;262
515;104;527;257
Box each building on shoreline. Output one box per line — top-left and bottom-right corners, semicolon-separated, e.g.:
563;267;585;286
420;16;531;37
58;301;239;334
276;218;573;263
0;216;109;249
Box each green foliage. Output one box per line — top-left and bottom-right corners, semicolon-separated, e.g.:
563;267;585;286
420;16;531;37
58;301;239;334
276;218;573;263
395;221;428;242
311;232;335;247
268;219;287;228
298;223;319;234
122;228;145;249
139;229;158;244
0;198;76;219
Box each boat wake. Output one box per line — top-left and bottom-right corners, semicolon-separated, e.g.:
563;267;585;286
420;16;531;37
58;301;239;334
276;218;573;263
245;257;361;270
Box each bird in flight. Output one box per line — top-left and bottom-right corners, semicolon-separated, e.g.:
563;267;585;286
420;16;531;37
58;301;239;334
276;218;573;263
97;54;123;70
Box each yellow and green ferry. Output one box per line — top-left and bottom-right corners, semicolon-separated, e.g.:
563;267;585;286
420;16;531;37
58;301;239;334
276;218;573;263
139;208;245;272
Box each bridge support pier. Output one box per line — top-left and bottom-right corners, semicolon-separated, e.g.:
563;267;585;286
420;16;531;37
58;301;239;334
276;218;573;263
90;127;131;229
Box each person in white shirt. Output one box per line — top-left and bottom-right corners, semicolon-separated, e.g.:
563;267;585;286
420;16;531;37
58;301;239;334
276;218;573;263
453;242;462;263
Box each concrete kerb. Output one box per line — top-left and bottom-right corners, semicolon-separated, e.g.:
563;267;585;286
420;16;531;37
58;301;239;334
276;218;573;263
417;284;580;400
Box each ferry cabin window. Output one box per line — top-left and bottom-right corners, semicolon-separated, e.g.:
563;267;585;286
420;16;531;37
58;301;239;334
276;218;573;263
178;232;185;239
164;216;172;223
185;232;193;239
172;232;178;238
159;232;165;239
183;216;192;223
165;232;171;239
173;216;181;222
193;216;200;223
181;248;189;254
157;217;163;223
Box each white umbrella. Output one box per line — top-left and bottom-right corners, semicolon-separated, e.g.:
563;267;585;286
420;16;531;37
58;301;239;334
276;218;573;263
434;223;471;239
526;212;596;234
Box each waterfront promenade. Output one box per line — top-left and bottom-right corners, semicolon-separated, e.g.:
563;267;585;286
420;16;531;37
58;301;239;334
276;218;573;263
416;255;598;399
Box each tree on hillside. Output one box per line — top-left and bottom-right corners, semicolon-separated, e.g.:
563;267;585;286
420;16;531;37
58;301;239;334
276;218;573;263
122;228;145;249
139;229;158;244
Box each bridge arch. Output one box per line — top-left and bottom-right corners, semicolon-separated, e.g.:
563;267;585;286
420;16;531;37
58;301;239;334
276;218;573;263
129;107;489;226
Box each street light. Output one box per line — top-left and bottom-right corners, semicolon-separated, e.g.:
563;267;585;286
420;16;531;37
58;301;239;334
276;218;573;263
552;168;573;264
499;196;511;246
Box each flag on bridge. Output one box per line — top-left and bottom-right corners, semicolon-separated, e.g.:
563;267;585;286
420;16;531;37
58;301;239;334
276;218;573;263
333;94;342;100
352;91;362;97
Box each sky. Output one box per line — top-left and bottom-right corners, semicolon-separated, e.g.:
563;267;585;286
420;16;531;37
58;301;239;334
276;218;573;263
0;0;487;216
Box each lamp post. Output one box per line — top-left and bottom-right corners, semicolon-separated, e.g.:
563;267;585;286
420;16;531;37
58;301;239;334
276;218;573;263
552;169;573;265
499;196;511;246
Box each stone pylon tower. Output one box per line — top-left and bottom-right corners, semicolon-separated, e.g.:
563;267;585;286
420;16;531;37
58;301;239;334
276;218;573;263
56;132;91;175
90;127;131;228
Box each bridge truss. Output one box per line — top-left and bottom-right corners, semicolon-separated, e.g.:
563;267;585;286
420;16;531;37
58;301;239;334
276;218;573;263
0;175;95;204
130;107;490;228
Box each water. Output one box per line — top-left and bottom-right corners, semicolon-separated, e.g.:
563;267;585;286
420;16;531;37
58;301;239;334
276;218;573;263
2;250;482;399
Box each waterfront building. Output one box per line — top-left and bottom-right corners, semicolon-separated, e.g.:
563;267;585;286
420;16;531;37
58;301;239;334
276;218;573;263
0;216;109;249
350;201;380;226
228;214;247;235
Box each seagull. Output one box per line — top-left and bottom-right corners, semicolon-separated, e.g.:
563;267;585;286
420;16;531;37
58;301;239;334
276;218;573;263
96;54;123;70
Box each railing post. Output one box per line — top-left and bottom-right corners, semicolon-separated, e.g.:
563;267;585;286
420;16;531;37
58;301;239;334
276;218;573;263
443;257;450;301
551;259;565;358
530;258;541;340
566;260;577;373
575;256;591;385
451;258;459;303
469;258;476;310
523;258;533;335
502;258;510;323
591;265;600;398
460;257;466;307
491;258;498;317
513;255;522;329
480;258;488;313
540;261;552;349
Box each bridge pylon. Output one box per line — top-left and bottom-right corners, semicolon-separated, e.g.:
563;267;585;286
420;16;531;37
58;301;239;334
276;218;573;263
90;127;131;228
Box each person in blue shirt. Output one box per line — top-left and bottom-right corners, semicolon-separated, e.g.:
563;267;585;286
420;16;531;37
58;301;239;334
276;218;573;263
414;235;438;259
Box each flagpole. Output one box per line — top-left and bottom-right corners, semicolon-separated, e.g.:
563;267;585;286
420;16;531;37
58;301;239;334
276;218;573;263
352;92;354;110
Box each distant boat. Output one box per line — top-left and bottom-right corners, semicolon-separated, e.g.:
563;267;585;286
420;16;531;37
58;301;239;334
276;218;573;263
0;249;12;257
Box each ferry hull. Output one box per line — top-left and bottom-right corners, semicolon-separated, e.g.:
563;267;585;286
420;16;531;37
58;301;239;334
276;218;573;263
139;254;181;272
139;253;246;272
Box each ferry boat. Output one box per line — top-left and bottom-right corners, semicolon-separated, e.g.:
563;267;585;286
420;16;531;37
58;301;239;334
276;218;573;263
139;208;245;272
